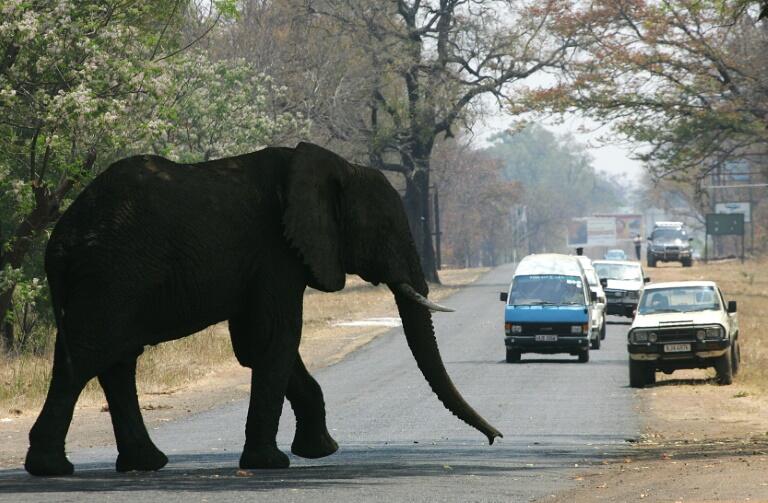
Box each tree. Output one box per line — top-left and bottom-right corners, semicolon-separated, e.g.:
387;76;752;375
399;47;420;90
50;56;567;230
431;137;520;267
0;0;300;351
483;124;622;253
0;1;189;349
303;0;583;282
527;0;768;185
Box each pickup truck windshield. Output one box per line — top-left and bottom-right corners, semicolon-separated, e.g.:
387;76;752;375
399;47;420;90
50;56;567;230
594;263;642;281
509;275;585;306
638;286;720;314
652;228;686;240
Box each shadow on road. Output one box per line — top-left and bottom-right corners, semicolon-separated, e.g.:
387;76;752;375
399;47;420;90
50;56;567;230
0;443;632;495
494;358;628;365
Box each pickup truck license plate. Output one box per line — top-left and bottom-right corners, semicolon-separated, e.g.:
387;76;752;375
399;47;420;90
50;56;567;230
664;343;691;353
535;335;558;342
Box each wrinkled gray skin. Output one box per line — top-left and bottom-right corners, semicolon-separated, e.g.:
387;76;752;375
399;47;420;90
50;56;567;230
24;142;501;476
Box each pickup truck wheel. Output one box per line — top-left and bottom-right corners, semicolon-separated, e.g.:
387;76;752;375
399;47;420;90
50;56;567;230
577;349;589;363
629;359;651;388
590;333;601;350
715;349;733;385
682;258;693;267
599;321;606;340
506;349;521;363
647;256;656;267
732;340;741;376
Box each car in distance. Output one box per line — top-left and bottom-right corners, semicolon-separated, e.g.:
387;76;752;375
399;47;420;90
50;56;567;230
576;255;607;343
604;249;628;261
627;281;740;387
500;254;597;363
647;221;693;267
592;260;648;318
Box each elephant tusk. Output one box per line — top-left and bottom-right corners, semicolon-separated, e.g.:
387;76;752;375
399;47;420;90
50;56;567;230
393;284;455;312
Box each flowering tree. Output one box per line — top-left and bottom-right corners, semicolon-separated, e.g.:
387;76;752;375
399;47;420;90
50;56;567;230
0;1;302;351
138;52;307;162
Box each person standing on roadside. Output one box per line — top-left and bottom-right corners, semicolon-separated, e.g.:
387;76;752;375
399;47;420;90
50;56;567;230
633;234;642;260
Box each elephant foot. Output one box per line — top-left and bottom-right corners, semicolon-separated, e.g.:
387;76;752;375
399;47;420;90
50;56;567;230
116;445;168;473
24;446;74;477
291;427;339;459
239;444;289;469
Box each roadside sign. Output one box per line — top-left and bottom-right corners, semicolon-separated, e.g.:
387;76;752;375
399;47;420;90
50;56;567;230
715;202;751;223
706;213;745;236
705;213;745;263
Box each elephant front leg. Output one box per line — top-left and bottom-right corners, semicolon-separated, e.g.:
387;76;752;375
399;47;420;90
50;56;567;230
286;357;338;459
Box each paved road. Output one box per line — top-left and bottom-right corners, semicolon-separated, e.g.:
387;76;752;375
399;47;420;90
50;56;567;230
0;264;639;502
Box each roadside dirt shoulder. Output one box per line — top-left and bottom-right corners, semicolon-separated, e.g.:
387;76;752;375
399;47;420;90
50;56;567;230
0;268;487;470
545;375;768;502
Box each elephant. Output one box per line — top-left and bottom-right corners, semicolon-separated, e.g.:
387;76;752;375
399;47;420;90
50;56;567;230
24;141;502;476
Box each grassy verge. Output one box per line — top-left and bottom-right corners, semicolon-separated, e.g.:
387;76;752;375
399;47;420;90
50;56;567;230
0;267;488;414
646;258;768;389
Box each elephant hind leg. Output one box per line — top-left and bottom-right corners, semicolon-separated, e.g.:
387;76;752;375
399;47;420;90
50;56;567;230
25;338;89;476
287;357;338;459
97;351;168;473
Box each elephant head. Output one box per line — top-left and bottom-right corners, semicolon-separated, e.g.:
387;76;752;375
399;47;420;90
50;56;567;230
283;142;502;444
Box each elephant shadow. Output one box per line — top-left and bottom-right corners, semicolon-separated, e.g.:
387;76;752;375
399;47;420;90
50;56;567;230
0;443;622;494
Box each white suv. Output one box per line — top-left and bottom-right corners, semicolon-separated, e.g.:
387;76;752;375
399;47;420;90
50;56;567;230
627;281;740;387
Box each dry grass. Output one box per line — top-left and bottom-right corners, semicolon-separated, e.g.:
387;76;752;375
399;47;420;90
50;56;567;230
647;258;768;389
0;267;488;413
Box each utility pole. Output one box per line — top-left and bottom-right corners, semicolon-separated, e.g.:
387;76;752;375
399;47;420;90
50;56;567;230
432;186;442;271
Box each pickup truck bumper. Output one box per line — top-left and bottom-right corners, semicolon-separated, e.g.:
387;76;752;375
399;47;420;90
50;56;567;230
628;340;730;369
605;301;637;317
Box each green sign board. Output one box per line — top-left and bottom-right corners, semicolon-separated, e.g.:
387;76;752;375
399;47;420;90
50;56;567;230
706;213;745;236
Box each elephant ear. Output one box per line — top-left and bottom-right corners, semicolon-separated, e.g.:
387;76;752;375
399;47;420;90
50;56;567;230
283;142;348;292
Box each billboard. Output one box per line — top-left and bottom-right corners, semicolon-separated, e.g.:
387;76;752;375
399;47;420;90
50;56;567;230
568;214;643;247
567;217;617;247
715;202;751;223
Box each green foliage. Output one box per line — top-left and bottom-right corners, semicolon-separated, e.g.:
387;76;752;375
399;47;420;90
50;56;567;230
0;0;305;353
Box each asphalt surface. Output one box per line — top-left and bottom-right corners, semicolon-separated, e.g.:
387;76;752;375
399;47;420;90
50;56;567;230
0;264;639;502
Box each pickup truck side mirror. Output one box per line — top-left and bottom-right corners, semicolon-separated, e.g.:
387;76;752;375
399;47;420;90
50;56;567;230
727;300;737;313
590;291;598;302
599;278;608;288
500;292;508;302
644;277;651;283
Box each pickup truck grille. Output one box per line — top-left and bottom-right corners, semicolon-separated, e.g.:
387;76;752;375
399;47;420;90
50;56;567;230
655;327;696;342
605;290;623;298
519;323;577;336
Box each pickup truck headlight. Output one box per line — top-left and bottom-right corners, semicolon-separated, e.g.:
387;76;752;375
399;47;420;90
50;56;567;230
629;329;657;344
505;323;522;334
696;325;725;340
625;291;640;301
571;324;588;334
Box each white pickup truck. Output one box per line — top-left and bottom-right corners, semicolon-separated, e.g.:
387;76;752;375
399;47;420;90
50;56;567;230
627;280;740;387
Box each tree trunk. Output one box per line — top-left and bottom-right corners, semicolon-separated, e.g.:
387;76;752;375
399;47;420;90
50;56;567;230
0;182;73;352
402;156;440;284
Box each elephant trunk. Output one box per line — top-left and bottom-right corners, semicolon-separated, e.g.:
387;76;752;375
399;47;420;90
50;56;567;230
389;284;502;445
